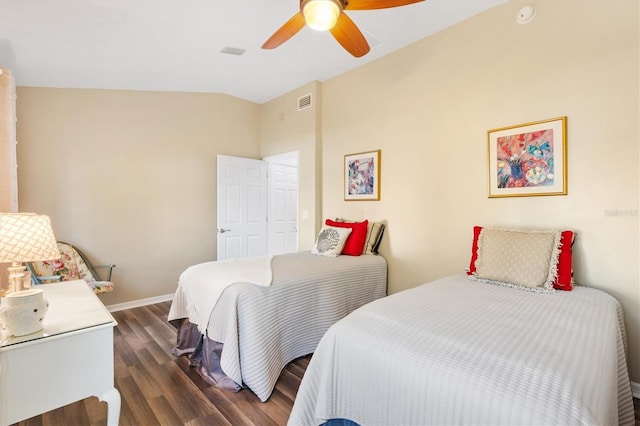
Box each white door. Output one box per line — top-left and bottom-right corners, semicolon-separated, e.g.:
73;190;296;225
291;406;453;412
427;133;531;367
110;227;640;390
267;163;298;255
217;155;268;260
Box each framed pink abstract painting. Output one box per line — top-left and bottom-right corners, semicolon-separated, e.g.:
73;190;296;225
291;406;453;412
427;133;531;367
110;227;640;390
344;150;381;201
488;117;567;198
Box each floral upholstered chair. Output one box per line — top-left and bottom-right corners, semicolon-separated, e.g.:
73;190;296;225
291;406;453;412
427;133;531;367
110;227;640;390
27;242;115;295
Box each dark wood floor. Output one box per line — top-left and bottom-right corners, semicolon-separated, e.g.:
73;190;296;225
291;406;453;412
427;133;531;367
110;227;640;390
13;301;640;425
15;301;308;426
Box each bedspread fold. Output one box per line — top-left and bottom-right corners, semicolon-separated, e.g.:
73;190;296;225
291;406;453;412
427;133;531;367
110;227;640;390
168;255;273;334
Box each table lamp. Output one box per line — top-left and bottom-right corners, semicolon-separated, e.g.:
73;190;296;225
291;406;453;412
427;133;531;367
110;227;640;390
0;213;60;294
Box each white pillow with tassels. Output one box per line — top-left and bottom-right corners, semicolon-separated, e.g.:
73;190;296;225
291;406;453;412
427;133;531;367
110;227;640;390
472;227;562;293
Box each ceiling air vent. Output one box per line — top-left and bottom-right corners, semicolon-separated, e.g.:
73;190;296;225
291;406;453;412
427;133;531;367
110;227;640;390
220;46;246;56
298;94;312;111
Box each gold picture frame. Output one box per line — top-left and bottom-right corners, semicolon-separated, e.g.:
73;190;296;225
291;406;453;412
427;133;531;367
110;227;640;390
488;117;567;198
344;150;381;201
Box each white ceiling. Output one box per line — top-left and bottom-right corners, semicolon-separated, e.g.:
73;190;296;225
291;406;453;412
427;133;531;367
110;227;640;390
0;0;506;104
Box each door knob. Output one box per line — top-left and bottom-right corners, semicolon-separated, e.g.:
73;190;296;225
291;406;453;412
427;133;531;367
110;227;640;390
218;228;231;233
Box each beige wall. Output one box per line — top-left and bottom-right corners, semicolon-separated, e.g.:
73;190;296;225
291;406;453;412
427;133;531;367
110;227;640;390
260;81;323;250
16;88;261;306
321;0;639;382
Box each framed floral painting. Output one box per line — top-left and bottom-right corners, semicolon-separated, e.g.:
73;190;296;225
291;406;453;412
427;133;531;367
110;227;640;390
344;150;381;201
488;117;567;198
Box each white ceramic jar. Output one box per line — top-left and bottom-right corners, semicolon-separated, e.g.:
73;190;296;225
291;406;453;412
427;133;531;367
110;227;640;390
0;289;49;336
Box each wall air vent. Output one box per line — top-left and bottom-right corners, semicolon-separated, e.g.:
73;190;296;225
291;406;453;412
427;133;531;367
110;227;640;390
298;94;312;111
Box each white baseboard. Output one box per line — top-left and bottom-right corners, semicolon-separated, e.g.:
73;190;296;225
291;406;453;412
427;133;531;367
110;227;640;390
106;293;174;312
632;381;640;399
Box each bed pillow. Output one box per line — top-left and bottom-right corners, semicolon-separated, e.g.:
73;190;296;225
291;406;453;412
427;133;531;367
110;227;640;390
468;226;483;276
468;226;575;291
553;230;575;291
311;225;352;257
325;219;368;256
364;222;385;255
334;218;386;255
469;227;564;293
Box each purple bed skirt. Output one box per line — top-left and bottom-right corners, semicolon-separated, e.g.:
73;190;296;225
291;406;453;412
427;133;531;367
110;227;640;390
170;318;241;392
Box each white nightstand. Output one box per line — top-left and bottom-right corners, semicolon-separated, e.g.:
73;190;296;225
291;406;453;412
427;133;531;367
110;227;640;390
0;280;120;426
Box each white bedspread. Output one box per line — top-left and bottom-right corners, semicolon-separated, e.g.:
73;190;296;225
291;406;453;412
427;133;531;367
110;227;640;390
168;255;273;334
289;274;634;426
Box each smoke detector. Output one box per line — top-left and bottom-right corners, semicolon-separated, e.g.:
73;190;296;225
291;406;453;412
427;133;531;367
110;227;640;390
516;6;536;24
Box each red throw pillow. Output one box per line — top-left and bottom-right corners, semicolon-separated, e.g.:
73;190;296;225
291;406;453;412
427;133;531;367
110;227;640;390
467;226;574;291
553;231;574;291
325;219;368;256
467;226;483;276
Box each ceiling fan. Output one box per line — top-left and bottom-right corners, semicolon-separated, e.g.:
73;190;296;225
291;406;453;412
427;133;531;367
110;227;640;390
262;0;425;58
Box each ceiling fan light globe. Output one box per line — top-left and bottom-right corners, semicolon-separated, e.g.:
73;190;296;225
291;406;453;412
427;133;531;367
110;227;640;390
303;0;341;31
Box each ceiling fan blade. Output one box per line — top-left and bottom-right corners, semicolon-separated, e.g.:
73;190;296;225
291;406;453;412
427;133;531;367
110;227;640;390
262;12;306;49
330;13;370;57
344;0;424;10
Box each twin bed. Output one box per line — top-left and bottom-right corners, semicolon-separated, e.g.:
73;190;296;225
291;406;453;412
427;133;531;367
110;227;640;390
289;274;634;425
167;250;387;402
167;224;634;425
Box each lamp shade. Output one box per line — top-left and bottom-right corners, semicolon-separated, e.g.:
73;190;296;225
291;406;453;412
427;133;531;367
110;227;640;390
0;213;60;263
